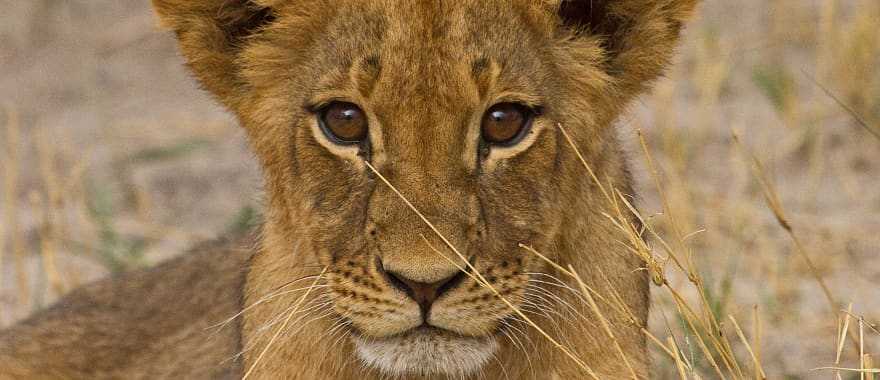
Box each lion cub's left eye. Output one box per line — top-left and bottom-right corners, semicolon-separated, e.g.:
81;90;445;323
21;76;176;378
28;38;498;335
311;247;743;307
318;102;369;144
480;103;534;146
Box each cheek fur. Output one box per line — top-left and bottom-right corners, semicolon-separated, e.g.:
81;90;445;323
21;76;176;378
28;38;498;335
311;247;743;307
295;130;371;213
479;133;560;233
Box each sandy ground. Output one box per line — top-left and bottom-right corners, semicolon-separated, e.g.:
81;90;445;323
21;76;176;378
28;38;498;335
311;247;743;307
1;1;878;378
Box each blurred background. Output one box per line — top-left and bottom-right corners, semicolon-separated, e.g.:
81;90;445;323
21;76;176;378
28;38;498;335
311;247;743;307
1;0;878;378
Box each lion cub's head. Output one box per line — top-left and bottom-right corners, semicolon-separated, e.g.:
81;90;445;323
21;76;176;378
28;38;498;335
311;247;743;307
154;0;696;376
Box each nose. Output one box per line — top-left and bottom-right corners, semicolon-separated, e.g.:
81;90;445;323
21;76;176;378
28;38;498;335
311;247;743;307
380;265;466;318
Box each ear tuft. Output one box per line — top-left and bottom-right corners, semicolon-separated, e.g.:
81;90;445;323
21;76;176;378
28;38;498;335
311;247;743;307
557;1;609;35
215;1;276;45
558;1;627;54
153;0;276;47
152;0;276;108
556;0;699;93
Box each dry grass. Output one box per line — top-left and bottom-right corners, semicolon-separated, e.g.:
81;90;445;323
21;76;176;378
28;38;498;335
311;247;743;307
1;0;879;378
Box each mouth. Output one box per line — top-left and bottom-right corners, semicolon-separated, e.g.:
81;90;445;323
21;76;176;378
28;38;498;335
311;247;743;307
353;325;499;376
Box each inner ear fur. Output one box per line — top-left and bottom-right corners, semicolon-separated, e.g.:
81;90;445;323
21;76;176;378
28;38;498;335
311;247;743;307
152;0;277;108
557;0;699;93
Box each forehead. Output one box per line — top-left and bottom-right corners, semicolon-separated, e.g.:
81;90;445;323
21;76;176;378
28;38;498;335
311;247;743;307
321;1;548;52
301;1;552;95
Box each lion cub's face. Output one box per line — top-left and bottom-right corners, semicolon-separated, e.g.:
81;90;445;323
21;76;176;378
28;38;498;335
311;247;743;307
155;0;696;376
246;2;575;375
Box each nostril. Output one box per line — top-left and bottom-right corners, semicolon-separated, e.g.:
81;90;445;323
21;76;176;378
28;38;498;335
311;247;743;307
383;270;412;295
434;270;466;299
378;264;466;318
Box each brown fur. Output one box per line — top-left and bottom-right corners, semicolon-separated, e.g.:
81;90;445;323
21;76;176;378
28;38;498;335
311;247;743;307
0;1;698;378
0;236;253;378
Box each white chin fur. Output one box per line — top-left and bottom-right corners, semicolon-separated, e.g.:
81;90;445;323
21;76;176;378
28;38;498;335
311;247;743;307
354;329;497;377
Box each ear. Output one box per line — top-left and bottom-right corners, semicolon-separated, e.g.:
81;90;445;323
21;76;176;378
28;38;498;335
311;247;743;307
557;0;699;94
152;0;277;108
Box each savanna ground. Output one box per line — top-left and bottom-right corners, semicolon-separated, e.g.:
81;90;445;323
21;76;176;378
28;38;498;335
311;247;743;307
1;1;878;378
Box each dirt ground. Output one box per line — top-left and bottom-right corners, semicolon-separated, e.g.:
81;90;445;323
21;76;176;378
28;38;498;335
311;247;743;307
1;1;878;378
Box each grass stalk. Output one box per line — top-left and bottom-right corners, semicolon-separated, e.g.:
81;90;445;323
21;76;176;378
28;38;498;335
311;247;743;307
728;314;767;379
35;128;65;297
668;336;689;380
242;267;327;380
568;264;639;379
2;106;29;317
731;132;838;308
803;70;880;142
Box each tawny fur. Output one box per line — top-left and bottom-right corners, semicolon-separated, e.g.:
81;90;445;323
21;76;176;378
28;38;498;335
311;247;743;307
0;1;699;379
0;236;253;378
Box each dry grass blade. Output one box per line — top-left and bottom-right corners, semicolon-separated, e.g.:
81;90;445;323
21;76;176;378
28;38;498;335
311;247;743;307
837;304;854;380
812;367;880;374
730;131;839;313
842;310;880;337
517;244;619;312
612;188;741;378
35;128;65;297
861;318;866;380
752;306;762;380
644;328;681;363
209;279;326;334
636;130;695;275
2;106;29;317
667;336;689;380
556;123;613;204
866;355;876;380
557;123;750;379
802;69;880;141
666;288;730;379
242;267;327;380
0;108;8;307
732;131;868;354
728;314;767;379
636;132;746;377
635;131;749;378
567;264;639;379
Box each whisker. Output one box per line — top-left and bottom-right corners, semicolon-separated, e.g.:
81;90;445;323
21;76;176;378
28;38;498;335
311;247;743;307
524;284;592;324
311;315;352;373
209;284;330;333
231;298;332;362
514;299;569;338
498;318;536;352
499;327;535;378
242;268;327;379
247;300;333;346
490;352;512;380
279;310;337;340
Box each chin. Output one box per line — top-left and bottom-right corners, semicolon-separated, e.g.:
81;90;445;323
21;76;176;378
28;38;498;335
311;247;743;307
353;327;498;377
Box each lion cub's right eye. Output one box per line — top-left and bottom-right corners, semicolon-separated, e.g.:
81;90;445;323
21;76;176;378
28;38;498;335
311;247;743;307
318;102;368;144
480;103;534;146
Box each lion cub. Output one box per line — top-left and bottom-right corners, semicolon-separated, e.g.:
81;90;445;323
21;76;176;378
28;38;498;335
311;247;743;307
0;0;698;378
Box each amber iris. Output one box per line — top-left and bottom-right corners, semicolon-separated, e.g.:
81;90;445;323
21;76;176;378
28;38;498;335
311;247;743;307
481;103;532;145
319;102;368;143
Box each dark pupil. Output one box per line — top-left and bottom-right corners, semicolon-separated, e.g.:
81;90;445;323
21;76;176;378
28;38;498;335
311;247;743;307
326;104;366;141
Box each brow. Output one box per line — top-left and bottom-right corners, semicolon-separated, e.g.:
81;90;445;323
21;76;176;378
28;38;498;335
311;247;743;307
471;56;495;100
353;54;383;98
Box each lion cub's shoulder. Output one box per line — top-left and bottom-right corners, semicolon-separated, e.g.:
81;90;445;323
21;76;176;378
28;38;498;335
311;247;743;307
0;235;255;379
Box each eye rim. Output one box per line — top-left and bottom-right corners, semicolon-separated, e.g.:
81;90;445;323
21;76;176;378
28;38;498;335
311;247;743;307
480;102;538;147
316;101;369;145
